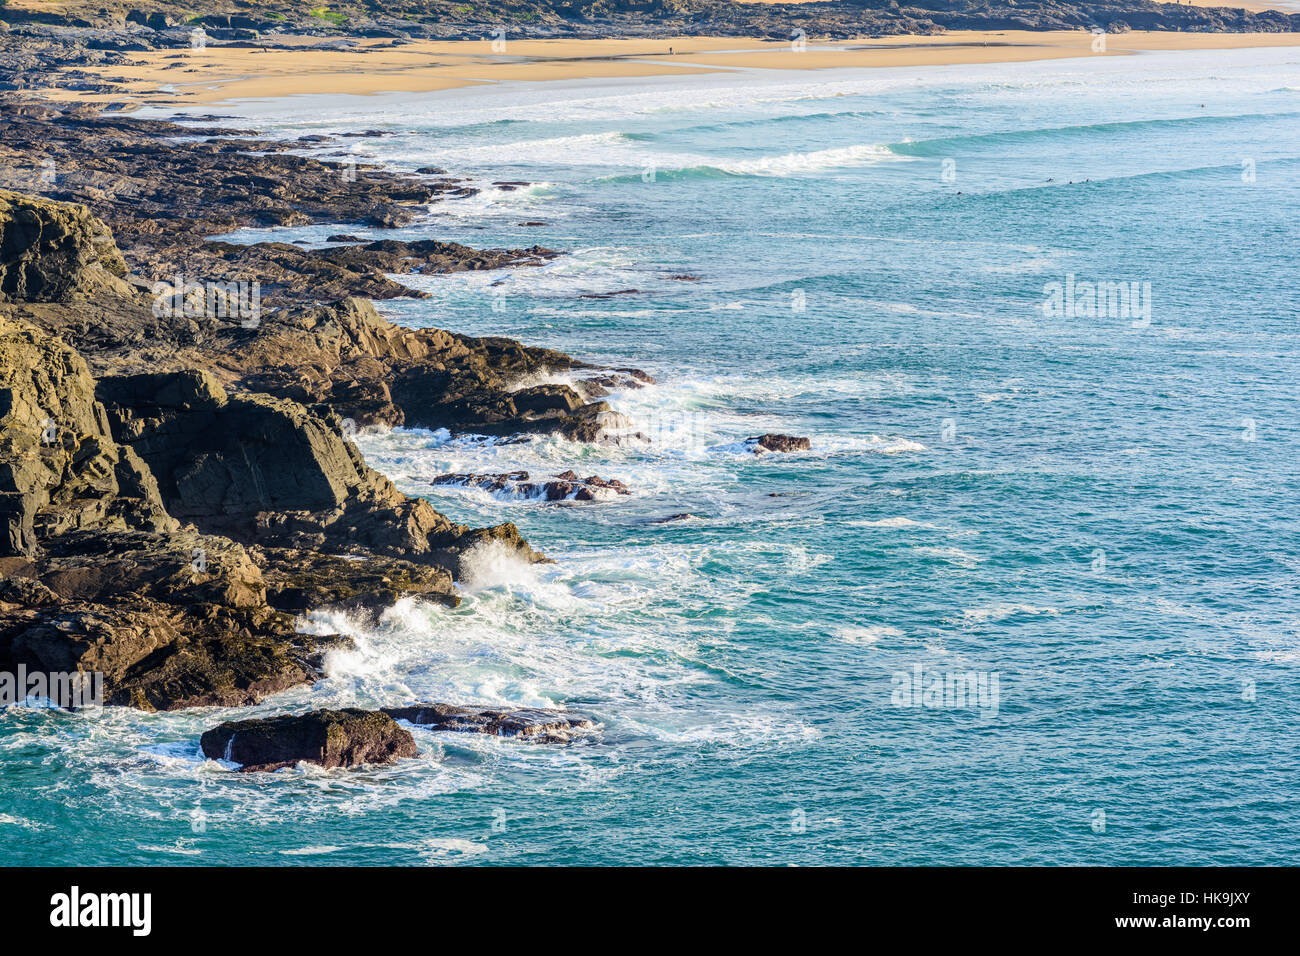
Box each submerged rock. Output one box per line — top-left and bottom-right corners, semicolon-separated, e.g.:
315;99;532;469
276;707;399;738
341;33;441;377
383;702;595;744
201;708;418;772
650;512;698;523
432;469;630;502
579;288;639;299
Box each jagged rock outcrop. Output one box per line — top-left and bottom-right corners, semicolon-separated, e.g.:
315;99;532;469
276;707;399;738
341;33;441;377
0;313;347;710
94;365;543;572
222;296;622;440
384;702;596;743
0;526;337;711
200;708;418;771
0;310;175;555
0;188;129;303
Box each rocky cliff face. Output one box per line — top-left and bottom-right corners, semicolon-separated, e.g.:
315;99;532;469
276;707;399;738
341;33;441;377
0;308;173;555
0;188;129;303
0;192;548;711
95;364;544;569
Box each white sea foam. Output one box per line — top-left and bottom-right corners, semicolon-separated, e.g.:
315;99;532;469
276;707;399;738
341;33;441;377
136;843;203;856
627;709;821;748
961;604;1063;626
279;845;344;856
850;516;928;529
980;255;1059;275
860;435;928;454
277;540;780;748
458;539;546;592
414;838;490;863
851;516;963;534
0;813;46;830
698;142;903;176
834;624;903;645
913;546;981;568
787;546;834;574
398;131;631;168
392;244;646;300
392;127;901;179
429;181;559;220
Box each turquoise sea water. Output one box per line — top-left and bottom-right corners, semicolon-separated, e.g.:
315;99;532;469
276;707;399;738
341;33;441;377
5;48;1300;865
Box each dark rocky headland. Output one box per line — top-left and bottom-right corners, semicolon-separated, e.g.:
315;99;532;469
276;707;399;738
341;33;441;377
0;91;631;760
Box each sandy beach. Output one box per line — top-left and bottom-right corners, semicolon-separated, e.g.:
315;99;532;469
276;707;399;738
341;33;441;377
38;28;1300;108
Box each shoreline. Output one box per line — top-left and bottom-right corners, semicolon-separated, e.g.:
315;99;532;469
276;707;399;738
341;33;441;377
32;29;1300;108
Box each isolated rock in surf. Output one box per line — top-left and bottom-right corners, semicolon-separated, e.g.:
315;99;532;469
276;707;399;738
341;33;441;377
748;434;812;453
201;709;418;772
